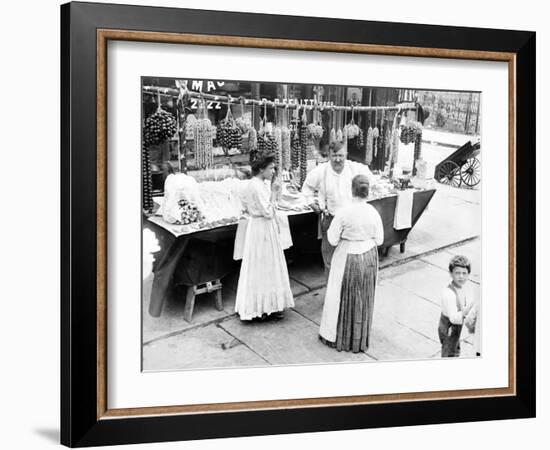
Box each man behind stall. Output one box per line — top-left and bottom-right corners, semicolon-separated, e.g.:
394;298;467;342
302;140;376;278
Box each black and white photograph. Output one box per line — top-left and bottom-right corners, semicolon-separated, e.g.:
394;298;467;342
142;77;482;371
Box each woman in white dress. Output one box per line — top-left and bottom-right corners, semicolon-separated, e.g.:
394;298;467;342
235;154;295;321
319;174;384;352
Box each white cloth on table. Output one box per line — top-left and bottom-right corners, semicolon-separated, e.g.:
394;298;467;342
393;188;414;230
234;177;294;320
301;160;375;216
319;201;384;342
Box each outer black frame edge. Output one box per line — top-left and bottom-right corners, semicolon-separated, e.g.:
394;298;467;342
60;2;71;447
60;1;536;447
514;32;536;418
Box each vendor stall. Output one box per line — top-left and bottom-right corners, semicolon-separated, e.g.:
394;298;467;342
145;186;435;317
142;81;435;319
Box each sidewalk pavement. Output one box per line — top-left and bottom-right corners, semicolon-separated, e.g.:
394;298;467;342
142;181;481;371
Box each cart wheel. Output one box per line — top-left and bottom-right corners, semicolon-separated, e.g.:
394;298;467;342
460;157;481;187
436;161;461;187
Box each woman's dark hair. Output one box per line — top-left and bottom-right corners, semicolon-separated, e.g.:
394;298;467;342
351;174;370;198
251;153;276;176
448;255;471;273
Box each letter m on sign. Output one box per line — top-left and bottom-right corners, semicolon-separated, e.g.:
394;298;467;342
192;80;204;92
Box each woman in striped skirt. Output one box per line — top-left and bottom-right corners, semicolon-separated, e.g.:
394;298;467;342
319;174;384;352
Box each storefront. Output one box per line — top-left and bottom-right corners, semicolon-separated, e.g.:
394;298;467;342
142;78;435;318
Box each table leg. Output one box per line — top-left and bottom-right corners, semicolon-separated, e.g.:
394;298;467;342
215;288;223;311
384;247;390;257
183;286;196;322
400;241;406;253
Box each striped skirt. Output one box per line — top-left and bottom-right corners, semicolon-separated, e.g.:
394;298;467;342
320;246;378;353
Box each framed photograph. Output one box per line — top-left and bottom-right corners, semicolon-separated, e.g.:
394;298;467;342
61;1;535;447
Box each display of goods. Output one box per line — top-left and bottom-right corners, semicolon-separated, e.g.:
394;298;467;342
344;123;360;139
391;127;400;165
257;130;277;156
414;131;423;160
369;180;397;200
189;167;246;183
301;109;308;125
142;142;153;212
176;197;203;225
336;128;343;142
235;115;252;133
194;119;215;169
299;124;308;187
415;158;429;179
413;130;423;175
161;173;205;224
249;147;258;165
291;128;300;170
184;114;197;140
372;126;379;157
216;119;242;151
197;178;247;223
347;128;364;151
400;126;412;145
378;122;386;163
329;127;336;144
248;127;258;152
281;127;291;170
400;121;422;145
358;128;364;148
307;123;324;139
277;184;310;211
144;108;177;146
365;126;374;165
274;126;283;171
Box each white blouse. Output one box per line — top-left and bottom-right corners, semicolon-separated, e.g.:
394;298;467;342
327;199;384;248
302;161;375;215
241;177;275;219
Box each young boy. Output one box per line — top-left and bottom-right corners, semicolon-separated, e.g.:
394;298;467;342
438;255;474;357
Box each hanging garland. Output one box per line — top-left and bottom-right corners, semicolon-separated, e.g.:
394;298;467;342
184;114;197;141
372;110;380;158
386;111;401;170
307;106;323;139
378;114;386;172
336;110;343;142
193;99;215;169
257;102;277;159
274;126;283;172
365;122;374;166
247;103;258;164
290;106;301;173
344;106;360;139
413;124;423;175
281;106;291;170
216;99;242;153
142;140;153;213
143;94;177;146
329;109;336;145
299;107;309;187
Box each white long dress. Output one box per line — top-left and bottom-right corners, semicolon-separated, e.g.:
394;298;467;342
234;177;295;320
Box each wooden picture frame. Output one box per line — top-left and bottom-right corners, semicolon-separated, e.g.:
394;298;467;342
61;1;535;446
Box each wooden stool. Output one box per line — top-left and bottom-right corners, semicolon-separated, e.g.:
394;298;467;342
183;279;223;322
